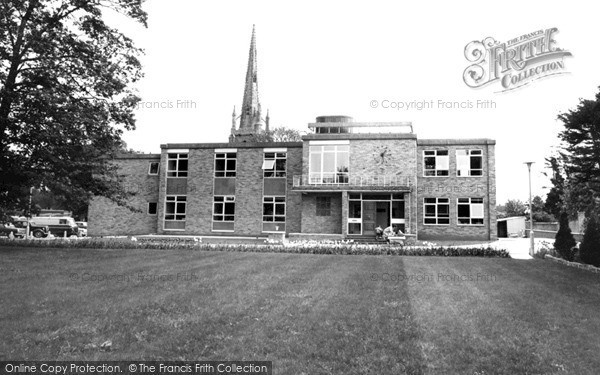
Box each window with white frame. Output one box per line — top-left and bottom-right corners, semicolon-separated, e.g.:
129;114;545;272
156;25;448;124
457;150;483;176
263;152;286;178
148;162;159;175
165;196;186;221
166;153;188;177
213;196;235;222
457;197;484;225
263;196;286;223
423;198;450;225
215;152;237;177
309;145;349;184
423;150;449;176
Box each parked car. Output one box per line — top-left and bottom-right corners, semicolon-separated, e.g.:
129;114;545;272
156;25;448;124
75;221;87;237
13;219;50;238
0;223;25;238
29;216;79;237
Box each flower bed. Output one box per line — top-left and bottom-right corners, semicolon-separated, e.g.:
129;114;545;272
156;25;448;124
0;237;510;257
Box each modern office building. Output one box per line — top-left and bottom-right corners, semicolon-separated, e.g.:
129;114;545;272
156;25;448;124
89;27;497;241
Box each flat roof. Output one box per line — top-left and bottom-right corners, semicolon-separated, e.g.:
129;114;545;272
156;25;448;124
160;141;303;149
417;138;496;145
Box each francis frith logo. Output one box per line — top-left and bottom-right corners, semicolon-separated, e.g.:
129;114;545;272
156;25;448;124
463;27;572;92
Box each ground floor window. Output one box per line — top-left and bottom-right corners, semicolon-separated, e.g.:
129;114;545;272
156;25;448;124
164;195;186;230
347;193;406;235
148;202;157;215
263;196;286;232
457;197;484;225
423;197;450;225
213;195;235;231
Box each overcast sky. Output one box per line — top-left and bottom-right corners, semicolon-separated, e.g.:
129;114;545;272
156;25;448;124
111;0;600;204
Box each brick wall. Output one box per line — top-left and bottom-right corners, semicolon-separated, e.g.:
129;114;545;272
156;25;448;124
301;193;342;234
88;156;160;236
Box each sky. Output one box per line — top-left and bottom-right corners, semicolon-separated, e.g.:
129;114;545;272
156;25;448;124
109;0;600;204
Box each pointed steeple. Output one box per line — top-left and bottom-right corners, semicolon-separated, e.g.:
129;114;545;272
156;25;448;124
230;25;269;143
240;24;261;130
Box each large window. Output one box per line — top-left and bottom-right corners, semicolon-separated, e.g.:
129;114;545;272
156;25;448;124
309;145;349;184
316;196;332;216
165;196;186;221
215;152;237;177
457;150;483;176
423;198;450;225
263;196;286;232
423;150;449;176
457;197;484;225
213;196;235;231
167;153;188;177
263;152;286;178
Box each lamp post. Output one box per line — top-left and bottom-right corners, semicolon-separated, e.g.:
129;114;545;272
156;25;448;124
525;162;534;256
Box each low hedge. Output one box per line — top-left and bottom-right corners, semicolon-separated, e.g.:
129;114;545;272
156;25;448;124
0;238;510;257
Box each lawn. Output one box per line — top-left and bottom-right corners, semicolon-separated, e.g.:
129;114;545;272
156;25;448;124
2;247;600;374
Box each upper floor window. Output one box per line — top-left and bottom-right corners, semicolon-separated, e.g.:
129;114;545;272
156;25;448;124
263;152;286;178
309;145;349;184
215;152;237;177
457;150;483;176
167;153;188;178
423;150;449;176
148;162;159;175
457;197;484;225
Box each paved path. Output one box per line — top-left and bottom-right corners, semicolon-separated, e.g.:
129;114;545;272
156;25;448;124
487;238;555;260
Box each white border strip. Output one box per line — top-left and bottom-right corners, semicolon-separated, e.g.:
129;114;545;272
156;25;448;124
263;148;288;152
215;148;237;153
308;140;350;145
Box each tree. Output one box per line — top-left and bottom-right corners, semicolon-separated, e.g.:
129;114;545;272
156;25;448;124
0;1;147;217
249;126;303;142
579;213;600;267
557;87;600;215
554;212;577;261
543;156;566;219
504;199;527;217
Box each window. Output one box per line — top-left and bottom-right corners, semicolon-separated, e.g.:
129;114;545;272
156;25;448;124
148;202;157;215
423;198;450;225
213;196;235;222
215;153;237;177
165;196;186;221
457;197;484;225
263;152;286;177
457;150;483;176
148;162;159;175
423;150;449;176
263;196;286;222
309;145;349;184
316;196;332;216
167;153;188;177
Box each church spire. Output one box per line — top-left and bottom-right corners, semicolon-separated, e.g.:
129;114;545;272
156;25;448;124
240;24;261;130
230;25;268;143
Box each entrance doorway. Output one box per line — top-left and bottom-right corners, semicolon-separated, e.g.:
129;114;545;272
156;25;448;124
347;193;406;236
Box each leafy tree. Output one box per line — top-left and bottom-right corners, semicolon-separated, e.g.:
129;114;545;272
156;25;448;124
0;0;147;217
504;199;527;217
249;126;303;142
580;213;600;267
543;156;566;219
557;87;600;215
554;212;577;261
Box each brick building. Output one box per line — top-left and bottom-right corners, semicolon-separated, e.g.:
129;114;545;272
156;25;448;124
89;27;497;241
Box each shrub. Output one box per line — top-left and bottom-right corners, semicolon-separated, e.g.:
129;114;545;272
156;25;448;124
554;212;577;261
580;214;600;267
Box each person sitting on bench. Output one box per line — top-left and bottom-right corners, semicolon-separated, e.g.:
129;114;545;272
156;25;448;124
383;225;395;241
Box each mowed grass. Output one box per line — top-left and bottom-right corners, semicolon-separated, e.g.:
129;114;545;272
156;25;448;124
2;248;600;374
